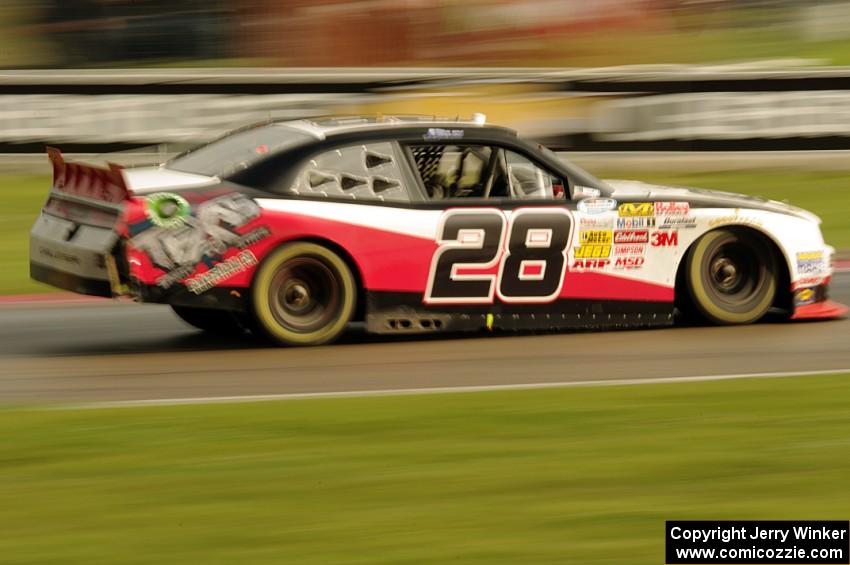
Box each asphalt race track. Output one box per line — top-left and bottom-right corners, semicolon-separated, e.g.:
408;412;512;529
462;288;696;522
1;273;849;404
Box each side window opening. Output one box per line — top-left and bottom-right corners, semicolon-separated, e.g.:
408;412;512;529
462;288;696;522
288;142;410;203
408;144;565;201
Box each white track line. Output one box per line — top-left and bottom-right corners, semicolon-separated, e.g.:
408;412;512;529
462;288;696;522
73;368;850;409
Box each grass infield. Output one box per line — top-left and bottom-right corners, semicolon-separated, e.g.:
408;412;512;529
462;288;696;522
1;373;850;563
2;170;848;294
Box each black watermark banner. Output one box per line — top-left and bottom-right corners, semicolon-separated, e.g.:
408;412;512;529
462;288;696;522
666;521;849;564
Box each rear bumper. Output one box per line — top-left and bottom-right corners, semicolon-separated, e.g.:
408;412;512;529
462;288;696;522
29;213;119;298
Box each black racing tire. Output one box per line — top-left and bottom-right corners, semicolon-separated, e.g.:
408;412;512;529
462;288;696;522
250;242;356;346
171;305;248;335
684;228;777;325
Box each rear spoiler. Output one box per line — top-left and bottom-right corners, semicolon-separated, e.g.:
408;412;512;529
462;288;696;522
46;147;130;204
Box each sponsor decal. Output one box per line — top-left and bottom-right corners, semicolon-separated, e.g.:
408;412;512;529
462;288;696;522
580;230;613;245
185;250;258;294
708;215;763;228
794;287;817;306
658;216;697;229
575;186;601;197
579;216;614;229
614;256;645;269
618;202;654;217
423;128;464;140
129;193;268;289
654;201;689;215
651;231;679;247
144;192;191;228
796;276;826;288
38;246;81;265
614;244;645;256
796;251;826;275
616;216;655;229
577;197;617;215
614;230;649;244
571;259;610;269
574;244;611;259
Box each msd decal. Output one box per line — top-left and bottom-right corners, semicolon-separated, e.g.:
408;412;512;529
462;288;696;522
651;231;679;247
614;256;645;270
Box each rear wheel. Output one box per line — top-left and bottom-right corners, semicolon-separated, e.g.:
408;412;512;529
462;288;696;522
251;242;356;346
171;305;247;335
684;228;777;325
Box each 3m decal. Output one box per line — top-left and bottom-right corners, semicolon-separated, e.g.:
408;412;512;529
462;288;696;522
618;202;654;217
651;231;679;247
425;208;572;304
613;230;648;244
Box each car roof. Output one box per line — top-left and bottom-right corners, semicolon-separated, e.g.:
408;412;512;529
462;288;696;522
273;114;517;140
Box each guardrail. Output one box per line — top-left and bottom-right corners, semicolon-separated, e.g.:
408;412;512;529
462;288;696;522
3;64;850;151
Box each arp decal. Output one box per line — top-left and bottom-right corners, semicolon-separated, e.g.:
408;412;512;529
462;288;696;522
424;208;572;304
129;193;268;289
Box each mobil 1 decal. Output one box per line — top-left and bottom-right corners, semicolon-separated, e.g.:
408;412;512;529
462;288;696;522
424;208;572;304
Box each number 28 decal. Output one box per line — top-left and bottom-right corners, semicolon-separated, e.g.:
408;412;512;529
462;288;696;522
424;208;572;304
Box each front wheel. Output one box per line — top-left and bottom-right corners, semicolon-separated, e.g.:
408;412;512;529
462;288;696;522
250;242;357;346
684;228;778;325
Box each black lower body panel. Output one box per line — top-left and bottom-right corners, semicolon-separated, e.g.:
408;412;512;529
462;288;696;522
365;291;674;334
30;262;112;297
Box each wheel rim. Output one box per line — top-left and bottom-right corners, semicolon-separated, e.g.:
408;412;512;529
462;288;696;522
268;256;342;333
702;235;766;307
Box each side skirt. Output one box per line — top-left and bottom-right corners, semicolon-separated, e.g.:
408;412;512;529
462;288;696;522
366;291;674;334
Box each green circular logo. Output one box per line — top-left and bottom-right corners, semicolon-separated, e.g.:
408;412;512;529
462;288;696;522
146;192;190;228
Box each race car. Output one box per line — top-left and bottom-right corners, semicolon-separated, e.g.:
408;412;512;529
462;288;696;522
30;115;847;346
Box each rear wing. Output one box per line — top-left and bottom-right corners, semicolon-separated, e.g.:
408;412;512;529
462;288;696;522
46;147;130;204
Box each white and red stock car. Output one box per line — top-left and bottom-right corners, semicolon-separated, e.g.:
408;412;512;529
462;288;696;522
30;116;847;345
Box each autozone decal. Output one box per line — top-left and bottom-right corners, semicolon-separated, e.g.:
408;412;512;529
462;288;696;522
618;202;654;217
614;230;649;244
650;231;678;247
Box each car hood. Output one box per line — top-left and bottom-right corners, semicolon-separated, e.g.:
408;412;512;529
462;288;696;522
602;179;819;223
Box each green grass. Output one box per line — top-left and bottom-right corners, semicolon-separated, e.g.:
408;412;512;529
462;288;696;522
2;374;850;563
2;170;848;295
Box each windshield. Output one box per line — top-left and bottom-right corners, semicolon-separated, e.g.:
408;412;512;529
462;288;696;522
167;124;313;177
